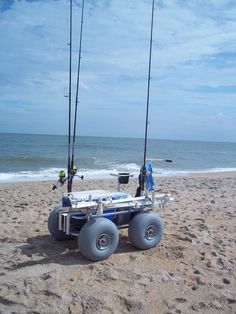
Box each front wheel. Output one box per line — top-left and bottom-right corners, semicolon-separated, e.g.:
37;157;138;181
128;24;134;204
78;218;119;261
128;211;163;250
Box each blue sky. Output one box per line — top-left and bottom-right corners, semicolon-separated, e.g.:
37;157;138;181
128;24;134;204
0;0;236;142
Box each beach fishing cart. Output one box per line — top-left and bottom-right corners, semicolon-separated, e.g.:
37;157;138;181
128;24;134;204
48;0;172;261
48;173;172;261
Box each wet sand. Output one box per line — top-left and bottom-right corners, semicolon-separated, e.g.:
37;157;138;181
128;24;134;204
0;172;236;313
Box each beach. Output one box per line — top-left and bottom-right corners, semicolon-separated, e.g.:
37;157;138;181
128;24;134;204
0;172;235;314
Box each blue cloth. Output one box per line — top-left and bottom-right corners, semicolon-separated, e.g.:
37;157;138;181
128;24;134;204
145;161;155;191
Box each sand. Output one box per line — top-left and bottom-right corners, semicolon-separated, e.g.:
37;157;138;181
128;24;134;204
0;172;235;314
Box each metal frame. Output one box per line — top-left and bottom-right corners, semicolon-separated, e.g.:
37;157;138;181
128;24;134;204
58;190;172;236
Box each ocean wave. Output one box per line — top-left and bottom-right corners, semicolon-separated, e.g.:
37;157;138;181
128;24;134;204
155;167;236;177
0;168;62;182
0;166;236;183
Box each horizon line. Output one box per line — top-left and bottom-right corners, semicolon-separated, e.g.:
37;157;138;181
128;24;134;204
0;131;235;144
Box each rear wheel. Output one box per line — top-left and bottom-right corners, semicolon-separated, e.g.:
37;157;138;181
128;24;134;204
128;211;163;250
78;218;119;261
48;207;72;241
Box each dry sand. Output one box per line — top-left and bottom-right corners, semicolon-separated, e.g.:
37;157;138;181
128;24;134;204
0;172;235;314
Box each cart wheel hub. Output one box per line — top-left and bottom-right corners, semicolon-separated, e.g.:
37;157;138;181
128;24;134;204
96;233;111;250
145;225;157;240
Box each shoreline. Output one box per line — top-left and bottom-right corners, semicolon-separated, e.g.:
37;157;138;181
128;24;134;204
0;172;235;313
0;170;236;185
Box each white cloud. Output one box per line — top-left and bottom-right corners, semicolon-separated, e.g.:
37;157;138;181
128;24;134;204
0;0;235;141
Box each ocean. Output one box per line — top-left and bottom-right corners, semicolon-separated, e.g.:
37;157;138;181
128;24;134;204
0;133;236;182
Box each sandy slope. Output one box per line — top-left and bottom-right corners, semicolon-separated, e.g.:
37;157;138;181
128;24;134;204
0;173;235;314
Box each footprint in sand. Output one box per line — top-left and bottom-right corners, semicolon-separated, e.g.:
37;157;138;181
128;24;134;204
200;252;206;261
193;269;200;274
222;278;230;284
191;301;206;311
227;298;236;304
206;261;212;268
195;276;206;286
175;297;187;303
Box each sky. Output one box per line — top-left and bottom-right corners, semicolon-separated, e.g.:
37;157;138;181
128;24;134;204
0;0;236;142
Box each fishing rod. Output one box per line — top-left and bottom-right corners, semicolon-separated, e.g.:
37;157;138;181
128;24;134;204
137;0;155;196
67;0;73;193
53;0;85;192
70;0;85;186
143;0;155;167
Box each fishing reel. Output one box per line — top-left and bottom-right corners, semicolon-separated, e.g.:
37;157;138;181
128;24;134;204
58;170;67;184
52;165;84;190
52;170;67;190
69;165;84;180
59;170;66;180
